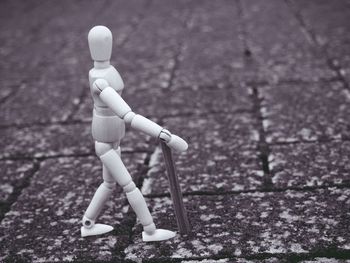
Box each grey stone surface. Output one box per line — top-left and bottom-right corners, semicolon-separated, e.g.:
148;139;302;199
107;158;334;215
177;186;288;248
0;0;93;126
270;141;350;188
142;113;262;195
180;260;280;263
300;259;350;263
74;0;254;122
119;0;189;92
180;259;280;263
241;0;335;83
181;260;234;263
75;82;252;122
260;81;350;143
0;124;91;159
0;0;148;126
0;153;146;262
0;160;35;204
0;0;65;72
125;188;350;260
125;83;253;119
0;123;150;159
1;0;350;262
234;260;279;263
172;0;264;89
291;0;350;84
180;259;350;263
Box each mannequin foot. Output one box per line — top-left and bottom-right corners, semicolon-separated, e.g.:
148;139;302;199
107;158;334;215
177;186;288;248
81;224;113;237
142;229;176;242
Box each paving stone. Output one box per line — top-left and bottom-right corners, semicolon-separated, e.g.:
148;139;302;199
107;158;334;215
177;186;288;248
259;81;350;143
172;0;264;89
234;259;279;263
1;1;350;261
72;0;257;121
0;0;92;126
0;0;64;72
1;0;132;74
300;259;350;263
180;260;233;263
241;0;335;82
0;160;35;204
270;141;350;189
118;0;189;92
0;0;38;25
0;73;86;126
0;153;146;262
0;123;150;159
291;0;350;84
181;259;279;263
124;83;253;119
0;0;91;80
125;188;350;260
0;0;147;126
0;124;92;159
141;113;262;195
0;79;24;103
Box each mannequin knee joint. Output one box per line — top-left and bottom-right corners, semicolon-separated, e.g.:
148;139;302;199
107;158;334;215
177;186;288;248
103;181;115;190
123;181;136;193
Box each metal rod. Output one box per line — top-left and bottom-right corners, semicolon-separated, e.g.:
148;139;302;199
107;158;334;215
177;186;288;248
160;140;191;235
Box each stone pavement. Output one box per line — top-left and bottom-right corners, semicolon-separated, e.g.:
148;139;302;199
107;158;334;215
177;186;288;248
0;0;350;262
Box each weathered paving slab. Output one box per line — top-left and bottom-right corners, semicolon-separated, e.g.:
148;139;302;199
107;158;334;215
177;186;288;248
123;83;253;119
75;83;251;123
172;0;263;89
0;73;86;126
142;113;262;195
0;0;38;26
0;0;70;108
125;188;350;260
0;0;93;126
119;0;189;92
236;259;279;263
180;256;350;263
0;124;92;159
300;260;350;263
72;0;253;121
1;1;350;262
180;260;278;263
300;259;350;263
0;160;35;216
0;0;64;73
241;0;335;83
186;259;281;263
180;259;350;263
180;259;280;263
290;0;350;84
259;81;350;143
181;260;234;263
0;123;151;160
0;153;147;262
0;0;148;126
270;141;350;189
0;79;24;103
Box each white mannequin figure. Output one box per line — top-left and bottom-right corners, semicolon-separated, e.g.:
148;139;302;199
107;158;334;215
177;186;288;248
81;26;188;242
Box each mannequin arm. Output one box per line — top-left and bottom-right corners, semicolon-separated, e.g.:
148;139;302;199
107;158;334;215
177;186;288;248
93;79;188;152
